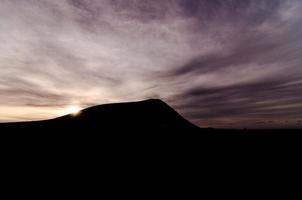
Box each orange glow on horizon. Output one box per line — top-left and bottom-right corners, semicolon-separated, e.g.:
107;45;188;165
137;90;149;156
62;105;82;116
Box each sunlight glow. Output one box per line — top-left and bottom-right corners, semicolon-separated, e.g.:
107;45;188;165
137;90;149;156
63;105;82;116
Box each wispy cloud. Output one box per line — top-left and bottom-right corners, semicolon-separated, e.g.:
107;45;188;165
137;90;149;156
0;0;301;127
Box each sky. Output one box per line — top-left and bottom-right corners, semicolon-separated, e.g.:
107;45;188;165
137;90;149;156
0;0;302;128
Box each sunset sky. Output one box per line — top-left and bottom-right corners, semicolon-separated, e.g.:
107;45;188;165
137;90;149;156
1;0;302;128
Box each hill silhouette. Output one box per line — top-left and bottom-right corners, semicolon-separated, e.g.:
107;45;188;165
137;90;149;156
1;99;198;132
2;99;302;199
51;98;199;131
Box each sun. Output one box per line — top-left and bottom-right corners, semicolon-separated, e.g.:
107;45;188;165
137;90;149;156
64;105;82;116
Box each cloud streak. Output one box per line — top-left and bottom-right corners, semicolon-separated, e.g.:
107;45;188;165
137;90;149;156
0;0;301;128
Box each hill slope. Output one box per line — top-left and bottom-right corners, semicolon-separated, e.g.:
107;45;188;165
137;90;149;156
51;98;199;131
2;99;302;199
1;99;199;132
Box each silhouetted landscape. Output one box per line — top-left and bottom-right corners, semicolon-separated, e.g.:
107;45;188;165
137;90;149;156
2;99;302;199
2;0;302;198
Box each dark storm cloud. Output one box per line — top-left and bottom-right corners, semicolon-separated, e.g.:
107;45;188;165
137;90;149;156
0;0;301;127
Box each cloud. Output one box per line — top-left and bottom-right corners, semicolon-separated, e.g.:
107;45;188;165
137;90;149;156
0;0;301;127
161;0;302;128
170;76;302;117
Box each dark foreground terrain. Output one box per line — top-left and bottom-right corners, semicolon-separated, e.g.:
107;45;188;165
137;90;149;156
1;99;302;199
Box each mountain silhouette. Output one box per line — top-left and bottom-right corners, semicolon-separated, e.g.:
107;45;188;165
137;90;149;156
2;99;302;199
50;99;199;131
1;99;199;133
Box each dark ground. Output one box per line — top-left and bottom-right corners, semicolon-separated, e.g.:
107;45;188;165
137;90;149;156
1;99;302;199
